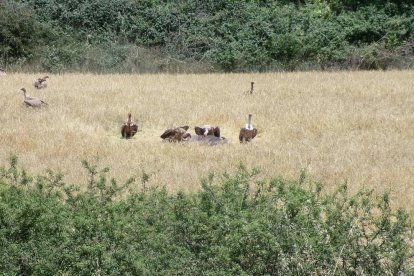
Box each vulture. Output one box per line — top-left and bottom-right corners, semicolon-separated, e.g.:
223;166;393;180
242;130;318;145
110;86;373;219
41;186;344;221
239;114;257;143
160;126;191;142
194;125;220;137
33;76;49;89
121;113;138;139
245;81;254;94
20;88;48;108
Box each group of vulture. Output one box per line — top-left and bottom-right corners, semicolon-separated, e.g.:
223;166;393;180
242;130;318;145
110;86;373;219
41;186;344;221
19;76;49;108
18;75;258;144
123;113;257;144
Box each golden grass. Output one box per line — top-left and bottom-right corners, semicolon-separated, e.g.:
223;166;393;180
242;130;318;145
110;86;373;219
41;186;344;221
0;71;413;210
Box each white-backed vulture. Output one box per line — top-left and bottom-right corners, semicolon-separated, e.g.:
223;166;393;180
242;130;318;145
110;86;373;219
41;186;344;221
33;76;49;89
245;81;254;94
239;114;257;143
160;126;191;142
20;88;48;108
121;113;138;139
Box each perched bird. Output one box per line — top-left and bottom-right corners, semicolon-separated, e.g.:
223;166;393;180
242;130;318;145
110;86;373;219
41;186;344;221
194;125;220;137
20;88;48;108
160;126;191;142
245;81;254;94
33;76;49;89
239;114;257;143
121;113;138;139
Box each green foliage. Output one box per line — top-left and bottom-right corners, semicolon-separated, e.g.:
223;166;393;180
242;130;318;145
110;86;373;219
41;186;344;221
0;1;52;65
0;156;413;274
2;0;413;72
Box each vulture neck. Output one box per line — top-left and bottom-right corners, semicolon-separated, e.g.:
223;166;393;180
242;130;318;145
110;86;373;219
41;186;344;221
127;114;132;125
246;114;253;130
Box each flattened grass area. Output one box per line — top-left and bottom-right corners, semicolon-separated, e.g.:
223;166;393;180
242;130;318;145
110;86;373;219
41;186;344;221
0;71;413;210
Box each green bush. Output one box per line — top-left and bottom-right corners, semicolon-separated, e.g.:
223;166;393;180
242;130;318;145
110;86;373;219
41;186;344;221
2;0;413;72
0;1;53;65
0;156;413;274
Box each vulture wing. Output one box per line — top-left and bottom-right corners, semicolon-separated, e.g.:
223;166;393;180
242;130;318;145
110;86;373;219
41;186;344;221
239;128;246;143
121;124;138;138
131;124;138;137
121;125;127;138
213;127;220;138
251;128;257;139
239;128;257;142
24;98;46;108
194;127;204;136
160;128;176;139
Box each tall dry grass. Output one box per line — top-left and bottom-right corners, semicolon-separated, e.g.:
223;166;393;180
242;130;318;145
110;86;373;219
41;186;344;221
0;71;413;209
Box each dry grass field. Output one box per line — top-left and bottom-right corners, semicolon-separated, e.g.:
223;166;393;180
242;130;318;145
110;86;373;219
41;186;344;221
0;71;413;210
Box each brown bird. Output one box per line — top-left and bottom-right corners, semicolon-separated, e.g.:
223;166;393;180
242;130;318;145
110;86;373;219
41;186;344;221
20;88;48;108
121;113;138;139
33;76;49;89
160;126;191;142
194;125;221;137
239;114;257;143
245;81;254;94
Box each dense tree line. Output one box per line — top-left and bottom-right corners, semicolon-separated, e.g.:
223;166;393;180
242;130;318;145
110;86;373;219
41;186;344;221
1;0;413;72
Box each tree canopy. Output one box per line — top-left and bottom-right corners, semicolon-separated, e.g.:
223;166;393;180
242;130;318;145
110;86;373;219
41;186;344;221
1;0;413;72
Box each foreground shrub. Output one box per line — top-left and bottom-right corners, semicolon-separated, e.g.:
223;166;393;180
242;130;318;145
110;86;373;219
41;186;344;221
0;156;412;274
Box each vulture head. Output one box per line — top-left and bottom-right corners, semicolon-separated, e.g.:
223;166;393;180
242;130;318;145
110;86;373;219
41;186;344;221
20;88;27;97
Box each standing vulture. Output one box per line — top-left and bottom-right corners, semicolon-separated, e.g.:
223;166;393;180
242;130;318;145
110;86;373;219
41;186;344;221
121;113;138;139
245;81;254;94
33;76;49;89
194;125;221;137
20;88;48;108
239;114;257;143
160;126;191;142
